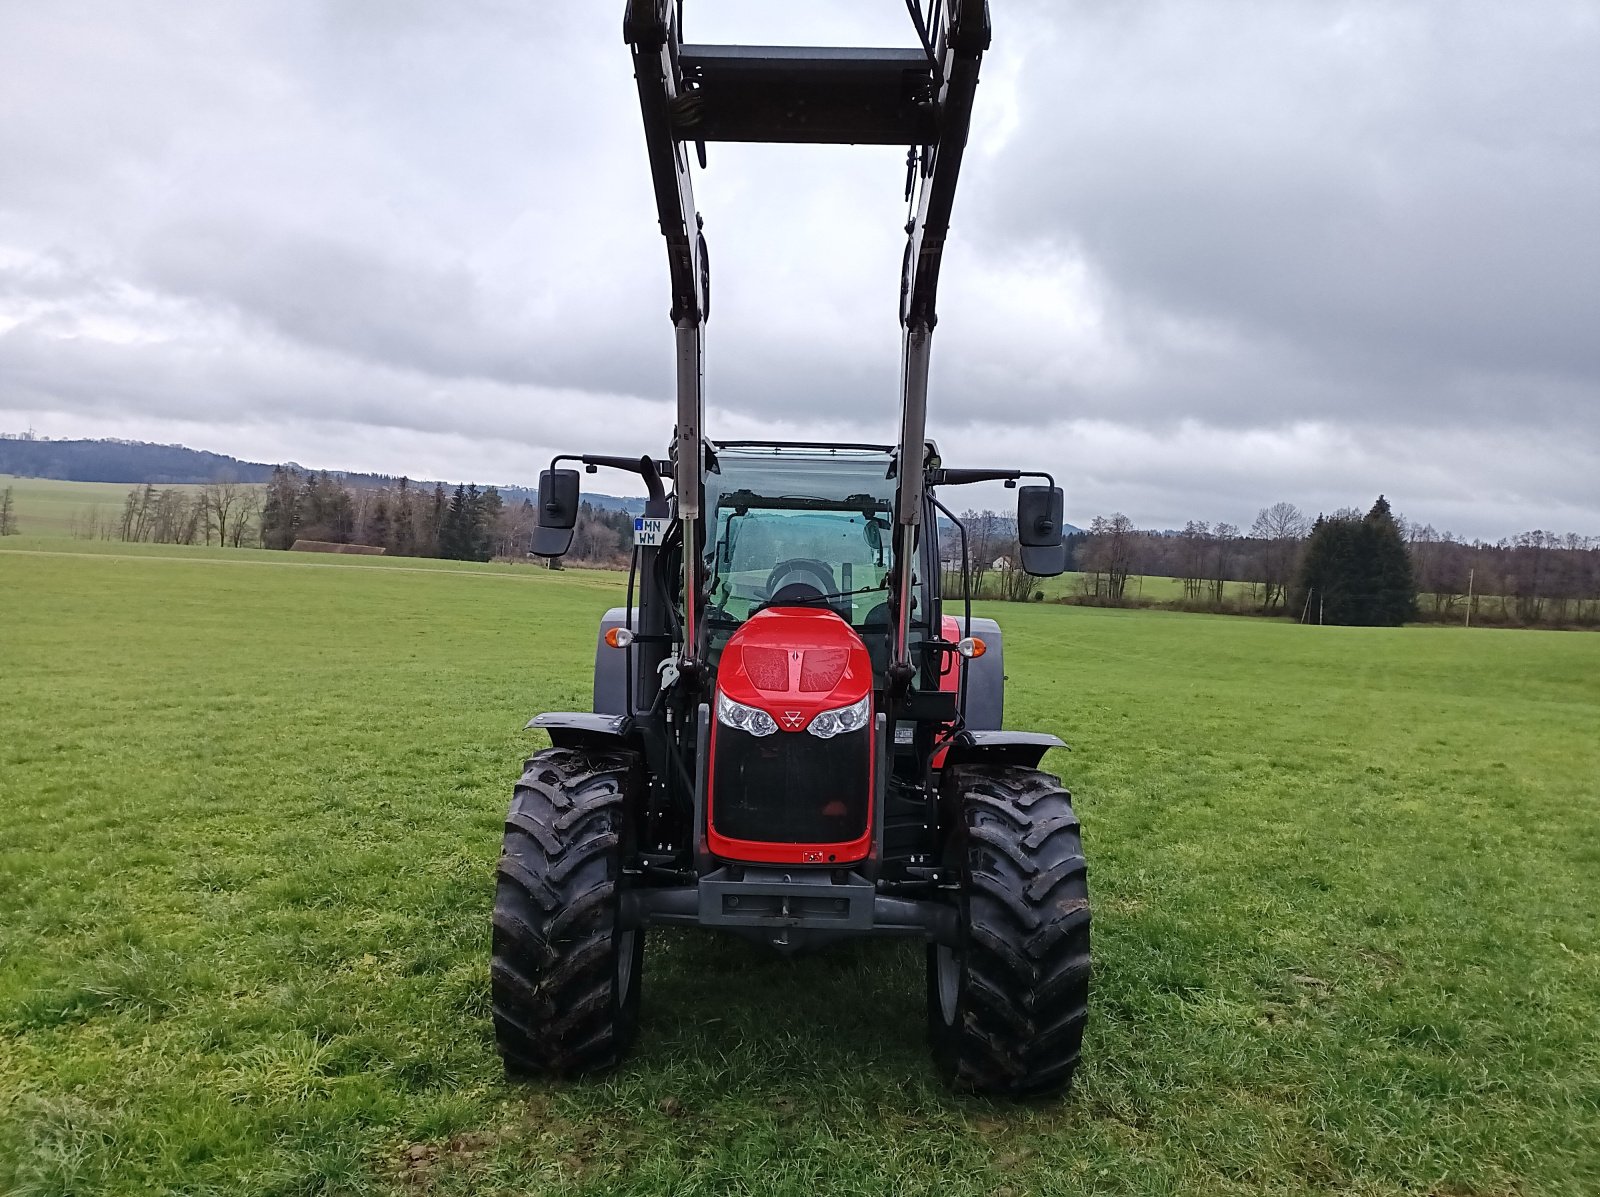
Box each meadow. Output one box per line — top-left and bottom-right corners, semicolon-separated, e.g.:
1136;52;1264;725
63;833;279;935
1;539;1597;1196
0;476;216;539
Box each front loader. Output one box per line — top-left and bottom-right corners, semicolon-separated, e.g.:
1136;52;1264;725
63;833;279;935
490;1;1090;1097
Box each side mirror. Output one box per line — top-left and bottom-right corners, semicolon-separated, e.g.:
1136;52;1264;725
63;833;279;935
1017;484;1068;576
531;468;580;558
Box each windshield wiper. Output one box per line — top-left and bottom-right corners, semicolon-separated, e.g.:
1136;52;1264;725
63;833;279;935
751;582;890;614
718;490;891;514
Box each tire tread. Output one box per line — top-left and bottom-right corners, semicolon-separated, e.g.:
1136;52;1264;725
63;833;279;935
933;763;1092;1098
491;746;641;1077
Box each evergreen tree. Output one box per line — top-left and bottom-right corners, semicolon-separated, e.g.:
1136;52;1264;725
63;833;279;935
260;466;301;549
475;485;503;561
1362;495;1417;625
290;471;356;544
464;483;483;561
441;484;471;560
1291;515;1329;621
1290;496;1417;625
392;477;415;556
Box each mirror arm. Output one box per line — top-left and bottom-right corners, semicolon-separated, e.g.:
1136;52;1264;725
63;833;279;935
932;467;1056;489
551;452;673;511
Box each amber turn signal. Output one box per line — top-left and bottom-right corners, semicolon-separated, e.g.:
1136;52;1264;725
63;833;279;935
604;627;635;649
957;636;986;659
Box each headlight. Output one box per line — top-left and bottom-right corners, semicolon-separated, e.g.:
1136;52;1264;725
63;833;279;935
807;695;870;739
717;692;778;737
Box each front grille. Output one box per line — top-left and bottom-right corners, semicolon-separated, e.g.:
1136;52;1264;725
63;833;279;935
712;725;870;845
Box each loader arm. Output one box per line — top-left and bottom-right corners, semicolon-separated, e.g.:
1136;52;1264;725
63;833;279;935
623;0;991;682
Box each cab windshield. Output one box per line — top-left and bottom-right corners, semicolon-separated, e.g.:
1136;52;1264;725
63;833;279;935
703;447;896;638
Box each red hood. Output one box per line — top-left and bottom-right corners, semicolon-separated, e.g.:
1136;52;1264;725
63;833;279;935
718;607;872;729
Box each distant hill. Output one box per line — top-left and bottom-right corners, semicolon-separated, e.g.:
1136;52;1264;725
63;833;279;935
0;436;641;513
0;437;278;485
0;436;1064;526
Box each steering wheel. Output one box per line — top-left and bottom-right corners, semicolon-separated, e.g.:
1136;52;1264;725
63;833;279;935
766;581;826;607
764;558;838;602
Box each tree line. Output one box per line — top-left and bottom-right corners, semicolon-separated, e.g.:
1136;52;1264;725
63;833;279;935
108;480;261;546
80;467;638;565
256;467;537;561
52;466;1600;628
1069;496;1599;627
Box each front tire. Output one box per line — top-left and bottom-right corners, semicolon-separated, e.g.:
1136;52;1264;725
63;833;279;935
491;747;644;1077
929;764;1091;1097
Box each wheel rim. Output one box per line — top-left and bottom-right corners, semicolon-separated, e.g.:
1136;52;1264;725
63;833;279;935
616;928;637;1002
935;943;960;1026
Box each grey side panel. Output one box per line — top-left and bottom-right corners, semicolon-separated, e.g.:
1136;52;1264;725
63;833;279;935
944;730;1066;771
526;712;631;749
952;616;1004;731
593;607;640;716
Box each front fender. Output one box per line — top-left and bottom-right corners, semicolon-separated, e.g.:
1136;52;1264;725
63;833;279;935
525;712;632;750
941;730;1067;771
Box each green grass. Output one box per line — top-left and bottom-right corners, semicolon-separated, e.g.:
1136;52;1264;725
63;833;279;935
2;540;1597;1196
0;534;562;575
0;476;218;539
1027;570;1253;604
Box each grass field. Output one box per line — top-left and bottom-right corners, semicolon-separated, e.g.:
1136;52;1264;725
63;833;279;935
2;539;1597;1196
0;475;212;539
1022;569;1252;605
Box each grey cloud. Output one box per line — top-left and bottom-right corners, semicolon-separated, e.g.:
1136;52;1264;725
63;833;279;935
133;224;649;395
1;0;1596;540
979;2;1600;425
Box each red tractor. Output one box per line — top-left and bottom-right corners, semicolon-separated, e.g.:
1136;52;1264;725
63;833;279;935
491;1;1090;1096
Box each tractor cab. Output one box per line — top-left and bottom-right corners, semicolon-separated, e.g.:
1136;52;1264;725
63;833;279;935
702;443;923;687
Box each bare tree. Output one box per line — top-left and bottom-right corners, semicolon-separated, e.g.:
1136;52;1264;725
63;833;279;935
1176;521;1209;601
202;477;250;547
0;486;17;535
1410;526;1471;614
119;485;205;545
1207;522;1238;605
119;484;161;542
493;499;538;559
995;523;1037;601
149;488;196;544
1082;513;1135;601
962;510;1005;597
231;488;262;546
68;503;106;540
1508;530;1553;622
1248;502;1307;611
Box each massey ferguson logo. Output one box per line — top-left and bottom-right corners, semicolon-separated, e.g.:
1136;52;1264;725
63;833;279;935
782;711;805;729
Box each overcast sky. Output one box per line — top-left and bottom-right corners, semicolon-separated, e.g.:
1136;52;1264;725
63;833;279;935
2;0;1596;538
